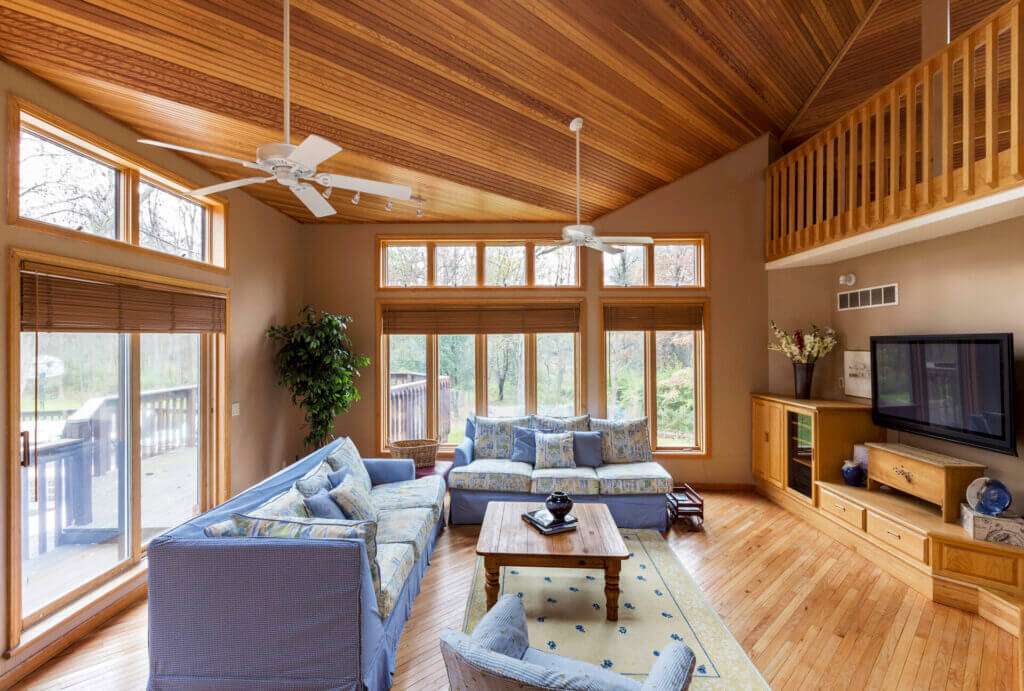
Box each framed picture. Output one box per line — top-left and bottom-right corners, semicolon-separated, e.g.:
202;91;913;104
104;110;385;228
844;350;872;399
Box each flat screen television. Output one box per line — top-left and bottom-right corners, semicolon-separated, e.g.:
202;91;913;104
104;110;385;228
870;334;1017;455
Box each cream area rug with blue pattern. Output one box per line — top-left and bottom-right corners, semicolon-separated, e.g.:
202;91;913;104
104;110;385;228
463;530;767;689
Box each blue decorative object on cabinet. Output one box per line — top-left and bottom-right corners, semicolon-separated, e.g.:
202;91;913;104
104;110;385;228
841;460;867;487
967;477;1012;516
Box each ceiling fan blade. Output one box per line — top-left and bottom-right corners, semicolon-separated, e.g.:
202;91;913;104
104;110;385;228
586;238;622;255
596;236;654;244
536;241;570;256
138;139;259;168
291;183;336;218
317;173;412;200
289;134;342;169
190;176;273;197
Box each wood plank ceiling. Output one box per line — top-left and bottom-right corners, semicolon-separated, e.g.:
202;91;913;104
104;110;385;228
0;0;872;223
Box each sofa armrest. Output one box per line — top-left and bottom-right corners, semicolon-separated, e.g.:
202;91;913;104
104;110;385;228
454;438;474;467
147;535;382;688
364;458;415;485
641;642;696;690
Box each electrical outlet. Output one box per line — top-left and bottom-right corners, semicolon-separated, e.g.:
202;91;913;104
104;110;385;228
231;402;240;417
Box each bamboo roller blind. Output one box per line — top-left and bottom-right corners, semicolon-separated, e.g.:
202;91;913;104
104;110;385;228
381;302;580;335
20;261;226;333
603;303;703;331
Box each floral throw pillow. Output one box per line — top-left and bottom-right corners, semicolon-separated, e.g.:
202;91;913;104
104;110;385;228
590;417;653;464
473;416;531;459
329;475;379;522
531;414;590;433
294;461;334;497
326;438;372;493
534;431;576;470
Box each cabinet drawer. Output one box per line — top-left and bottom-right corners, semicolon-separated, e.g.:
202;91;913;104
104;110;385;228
868;449;944;505
866;512;928;564
820;489;865;530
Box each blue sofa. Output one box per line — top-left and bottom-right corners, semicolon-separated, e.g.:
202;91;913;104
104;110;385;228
449;421;672;530
146;438;444;690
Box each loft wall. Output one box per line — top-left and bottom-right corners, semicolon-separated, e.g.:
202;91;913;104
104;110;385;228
306;135;771;487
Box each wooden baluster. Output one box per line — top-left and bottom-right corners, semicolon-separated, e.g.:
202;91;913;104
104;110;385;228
922;60;933;207
763;168;771;260
847;116;857;234
841;121;850;235
796;154;805;245
1013;4;1023;179
889;85;899;219
774;166;782;257
963;36;975;194
906;74;917;214
787;160;795;254
942;48;954;201
985;21;996;187
817;136;825;244
826;128;836;238
860;106;870;230
875;96;884;224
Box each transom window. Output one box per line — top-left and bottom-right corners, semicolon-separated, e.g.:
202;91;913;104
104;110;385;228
601;239;704;288
11;98;226;268
378;237;581;289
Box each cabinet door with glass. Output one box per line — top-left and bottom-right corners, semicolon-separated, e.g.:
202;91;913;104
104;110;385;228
785;409;814;500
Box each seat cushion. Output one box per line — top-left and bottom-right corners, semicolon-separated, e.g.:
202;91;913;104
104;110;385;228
376;542;415;618
370;475;446;521
530;467;599;495
590;418;654;464
448;460;533;493
596;462;673;495
377;507;435;559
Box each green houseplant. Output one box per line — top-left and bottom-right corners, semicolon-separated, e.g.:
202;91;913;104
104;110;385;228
268;306;370;449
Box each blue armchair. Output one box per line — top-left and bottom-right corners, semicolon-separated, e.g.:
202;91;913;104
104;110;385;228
440;595;695;690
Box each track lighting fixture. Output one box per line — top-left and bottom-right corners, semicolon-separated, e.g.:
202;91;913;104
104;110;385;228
351;191;360;205
322;186;332;200
385;199;393;212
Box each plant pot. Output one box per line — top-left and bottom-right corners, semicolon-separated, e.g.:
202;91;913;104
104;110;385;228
793;362;815;400
545;492;574;524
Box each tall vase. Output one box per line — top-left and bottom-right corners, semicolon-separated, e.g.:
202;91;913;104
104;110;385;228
793;362;815;400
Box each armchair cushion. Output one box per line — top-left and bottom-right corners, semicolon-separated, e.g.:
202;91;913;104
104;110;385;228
369;475;446;521
641;643;696;691
471;594;530;659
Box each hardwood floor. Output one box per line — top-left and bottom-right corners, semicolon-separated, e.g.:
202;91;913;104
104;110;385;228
16;491;1017;689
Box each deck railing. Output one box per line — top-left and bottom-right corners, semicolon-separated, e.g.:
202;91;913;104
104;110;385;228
388;373;452;443
765;1;1024;262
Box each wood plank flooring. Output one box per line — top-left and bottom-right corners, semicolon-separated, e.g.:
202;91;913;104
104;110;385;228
15;491;1017;689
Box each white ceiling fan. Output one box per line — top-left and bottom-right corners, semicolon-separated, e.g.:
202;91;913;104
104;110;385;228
543;117;653;255
138;0;413;218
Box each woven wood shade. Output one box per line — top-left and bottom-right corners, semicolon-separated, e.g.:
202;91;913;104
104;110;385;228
20;262;226;333
603;303;703;332
381;302;580;335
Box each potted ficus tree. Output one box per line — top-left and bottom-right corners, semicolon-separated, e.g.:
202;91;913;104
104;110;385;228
768;321;838;399
268;306;370;449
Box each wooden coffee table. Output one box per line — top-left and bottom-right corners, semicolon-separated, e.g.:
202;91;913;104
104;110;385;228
476;501;629;621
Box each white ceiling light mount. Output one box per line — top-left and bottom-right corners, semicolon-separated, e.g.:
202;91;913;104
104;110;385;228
137;0;414;218
544;116;653;255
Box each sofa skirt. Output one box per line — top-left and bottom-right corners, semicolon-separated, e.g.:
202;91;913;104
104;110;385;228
449;490;668;530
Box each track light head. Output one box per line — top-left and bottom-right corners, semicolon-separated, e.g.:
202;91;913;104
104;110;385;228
384;199;393;212
322;186;332;200
351;191;360;205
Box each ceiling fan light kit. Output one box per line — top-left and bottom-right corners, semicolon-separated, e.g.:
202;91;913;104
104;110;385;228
138;0;415;219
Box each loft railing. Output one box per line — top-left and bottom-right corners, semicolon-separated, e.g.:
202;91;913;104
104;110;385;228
765;1;1024;262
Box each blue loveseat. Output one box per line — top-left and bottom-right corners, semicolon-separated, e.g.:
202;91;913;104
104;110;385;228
146;437;444;690
449;415;672;530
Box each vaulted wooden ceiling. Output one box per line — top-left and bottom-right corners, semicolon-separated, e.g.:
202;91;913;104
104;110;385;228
0;0;874;223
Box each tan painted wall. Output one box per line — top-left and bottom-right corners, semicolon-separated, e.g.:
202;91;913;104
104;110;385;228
307;135;772;486
767;217;1024;507
0;62;308;665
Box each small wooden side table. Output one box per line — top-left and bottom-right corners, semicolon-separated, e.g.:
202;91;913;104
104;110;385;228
476;501;629;621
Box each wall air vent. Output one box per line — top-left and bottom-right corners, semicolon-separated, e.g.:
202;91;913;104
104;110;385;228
837;283;898;311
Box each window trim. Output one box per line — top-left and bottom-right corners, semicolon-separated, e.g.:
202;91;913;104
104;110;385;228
5;248;230;652
599;297;710;459
599;235;707;291
375;298;586;455
376;234;583;290
7;97;228;271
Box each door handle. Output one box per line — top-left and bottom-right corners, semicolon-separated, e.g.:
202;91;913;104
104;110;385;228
20;431;29;468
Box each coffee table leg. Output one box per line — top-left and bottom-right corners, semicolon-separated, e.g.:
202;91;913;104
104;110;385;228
604;560;621;622
484;559;500;610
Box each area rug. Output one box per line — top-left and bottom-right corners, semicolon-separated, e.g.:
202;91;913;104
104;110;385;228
463;530;767;689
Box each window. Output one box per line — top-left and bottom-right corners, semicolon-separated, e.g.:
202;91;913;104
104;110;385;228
435;244;476;287
377;237;578;288
603;245;647;286
10;99;226;267
534;244;576;286
384;245;427;287
12;252;227;644
379;302;582;451
602;301;706;454
484;245;526;287
600;239;704;288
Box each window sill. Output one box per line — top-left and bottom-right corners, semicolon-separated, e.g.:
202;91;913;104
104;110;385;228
654;449;709;461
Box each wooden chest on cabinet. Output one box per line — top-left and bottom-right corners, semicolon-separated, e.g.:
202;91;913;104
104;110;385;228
866;443;985;523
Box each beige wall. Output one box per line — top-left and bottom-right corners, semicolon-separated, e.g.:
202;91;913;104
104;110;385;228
0;62;308;666
307;135;772;486
767;217;1024;507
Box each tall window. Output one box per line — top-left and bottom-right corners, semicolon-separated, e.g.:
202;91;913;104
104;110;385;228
387;335;428;440
438;335;476;443
536;333;576;416
602;302;706;454
11;99;226;267
601;239;704;288
13;253;226;643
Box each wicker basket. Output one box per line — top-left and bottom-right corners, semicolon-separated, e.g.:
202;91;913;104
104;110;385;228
389;438;439;469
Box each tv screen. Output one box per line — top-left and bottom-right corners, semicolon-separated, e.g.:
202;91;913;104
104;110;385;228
871;334;1017;455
